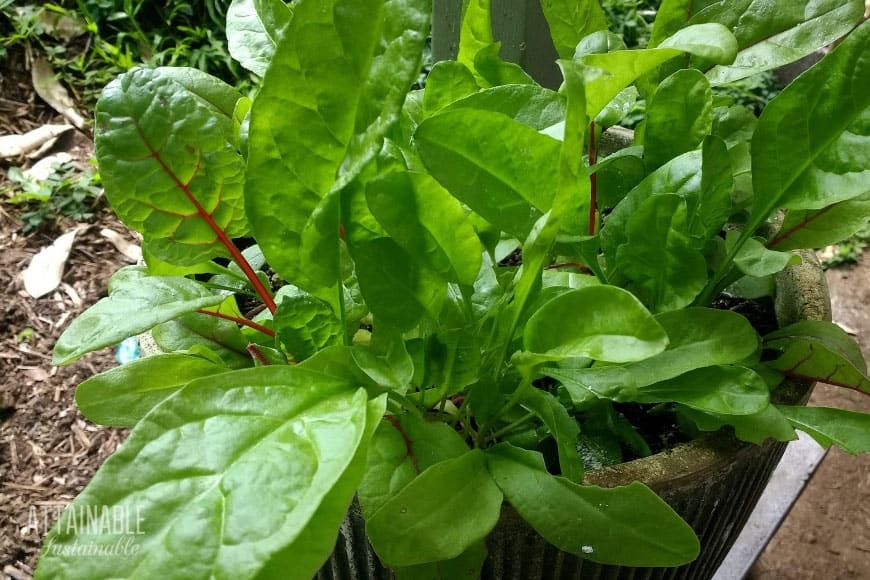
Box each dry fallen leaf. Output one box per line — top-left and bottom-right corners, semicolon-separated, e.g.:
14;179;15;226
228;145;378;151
31;58;86;130
23;229;79;299
23;152;73;182
0;124;74;158
100;228;143;262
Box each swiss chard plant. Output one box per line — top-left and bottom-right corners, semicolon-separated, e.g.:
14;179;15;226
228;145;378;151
38;0;870;578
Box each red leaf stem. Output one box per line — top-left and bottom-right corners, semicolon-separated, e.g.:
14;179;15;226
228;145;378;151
246;344;272;365
384;415;420;474
196;309;276;338
767;205;835;249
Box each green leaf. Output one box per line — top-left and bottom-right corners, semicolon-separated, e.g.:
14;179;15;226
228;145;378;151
540;0;608;58
486;444;700;566
769;192;870;251
473;43;537;86
424;329;482;400
595;86;638;127
273;288;344;360
94;67;247;265
395;542;486;580
415;109;560;238
75;354;226;427
615;194;708;312
245;0;431;295
751;21;870;223
443;84;566;130
728;231;800;277
778;405;870;454
53;267;226;365
152;312;254;369
679;403;797;444
422;61;480;116
644;69;713;171
637;365;769;415
525;285;668;363
351;326;415;391
521;388;583;481
457;0;493;75
699;0;866;84
358;413;469;518
36;368;383;580
648;0;693;47
349;237;446;331
764;320;870;392
548;307;760;405
366;450;503;567
366;171;483;285
226;0;294;77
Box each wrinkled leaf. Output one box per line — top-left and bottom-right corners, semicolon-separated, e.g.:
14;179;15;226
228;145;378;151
273;289;343;360
226;0;294;76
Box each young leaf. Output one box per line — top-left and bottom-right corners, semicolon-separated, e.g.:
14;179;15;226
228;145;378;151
152;312;254;369
643;69;713;171
521;388;583;482
525;285;668;363
366;171;483;286
648;0;693;47
366;450;503;567
358;413;469;518
637;365;769;415
422;61;480;116
539;0;608;58
36;368;382;580
764;320;870;393
53;267;226;365
727;231;800;277
486;444;700;566
273;289;344;360
351;326;415;392
226;0;294;77
615;194;708;313
245;0;431;296
699;0;866;84
769;192;870;251
75;354;227;427
457;0;493;74
94;67;247;265
415;109;560;238
777;405;870;454
395;542;486;580
751;22;870;219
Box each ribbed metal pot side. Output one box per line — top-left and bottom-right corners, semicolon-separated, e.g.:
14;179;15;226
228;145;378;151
317;253;829;580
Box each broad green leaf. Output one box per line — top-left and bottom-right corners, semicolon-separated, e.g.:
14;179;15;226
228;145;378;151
540;0;608;58
245;0;430;296
525;285;668;363
358;413;469;518
351;326;415;391
637;365;769;415
423;329;482;400
350;237;446;331
616;194;708;312
644;69;713;171
778;405;870;454
422;61;480;116
226;0;294;77
75;354;227;427
395;543;486;580
457;0;493;74
751;21;870;223
728;231;800;277
711;104;758;148
473;43;537;86
486;444;700;566
95;67;247;265
548;307;760;405
593;152;645;209
595;86;638;127
580;23;737;119
679;403;797;444
521;388;583;481
367;450;503;567
648;0;693;47
274;288;344;360
366;171;483;285
765;320;870;392
699;0;865;84
53;267;225;365
36;368;383;580
152;312;253;369
443;84;566;130
415;109;560;237
769;192;870;251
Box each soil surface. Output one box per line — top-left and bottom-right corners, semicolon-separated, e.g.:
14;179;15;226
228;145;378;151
748;254;870;580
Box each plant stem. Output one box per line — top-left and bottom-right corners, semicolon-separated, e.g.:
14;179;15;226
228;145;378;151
488;411;536;441
246;344;271;365
588;121;598;236
384;415;420;473
135;122;277;313
196;309;275;338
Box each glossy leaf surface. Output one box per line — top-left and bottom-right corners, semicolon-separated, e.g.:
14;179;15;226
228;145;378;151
226;0;294;76
778;405;870;454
